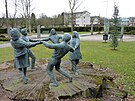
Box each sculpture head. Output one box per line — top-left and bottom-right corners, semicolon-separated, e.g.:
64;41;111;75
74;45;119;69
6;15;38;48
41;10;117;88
10;28;20;41
72;31;79;38
21;28;27;36
50;28;56;35
62;33;71;42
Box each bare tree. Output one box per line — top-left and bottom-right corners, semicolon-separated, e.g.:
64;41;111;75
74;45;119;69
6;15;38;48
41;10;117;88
4;0;11;36
13;0;18;19
90;17;94;35
0;15;5;28
19;0;34;33
67;0;85;32
10;0;19;27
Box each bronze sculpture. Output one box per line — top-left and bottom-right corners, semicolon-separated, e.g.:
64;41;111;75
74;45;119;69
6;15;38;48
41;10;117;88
69;31;82;75
42;33;74;87
21;28;41;69
10;28;41;84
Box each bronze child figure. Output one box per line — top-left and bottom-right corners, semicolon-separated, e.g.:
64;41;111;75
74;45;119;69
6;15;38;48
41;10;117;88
42;33;74;87
21;28;41;69
43;28;62;43
69;31;82;75
10;28;41;84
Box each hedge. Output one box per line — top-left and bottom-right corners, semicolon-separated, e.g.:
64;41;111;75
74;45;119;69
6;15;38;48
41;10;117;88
0;34;10;41
40;26;104;33
1;26;135;35
0;29;7;34
109;26;135;35
0;37;10;41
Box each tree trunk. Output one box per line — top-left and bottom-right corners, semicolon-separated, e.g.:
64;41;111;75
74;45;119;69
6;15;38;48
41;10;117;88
91;23;93;35
5;0;10;37
71;12;74;33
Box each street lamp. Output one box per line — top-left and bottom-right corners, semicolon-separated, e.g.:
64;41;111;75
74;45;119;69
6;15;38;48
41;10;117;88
103;0;109;42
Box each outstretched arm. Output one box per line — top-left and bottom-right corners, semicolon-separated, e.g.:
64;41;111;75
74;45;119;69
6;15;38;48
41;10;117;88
42;41;63;49
42;37;50;41
15;39;42;48
29;38;39;42
29;37;48;42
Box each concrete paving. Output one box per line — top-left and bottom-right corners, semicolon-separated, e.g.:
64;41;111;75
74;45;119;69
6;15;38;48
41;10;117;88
80;34;135;42
0;34;135;48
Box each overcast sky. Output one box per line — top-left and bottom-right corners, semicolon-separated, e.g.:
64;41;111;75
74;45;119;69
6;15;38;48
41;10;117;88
0;0;135;18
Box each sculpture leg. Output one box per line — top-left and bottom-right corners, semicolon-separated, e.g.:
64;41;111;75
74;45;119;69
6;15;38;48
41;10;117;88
29;50;36;69
47;59;58;87
75;59;79;65
71;60;77;73
71;59;79;75
18;68;28;84
24;67;28;81
55;60;72;82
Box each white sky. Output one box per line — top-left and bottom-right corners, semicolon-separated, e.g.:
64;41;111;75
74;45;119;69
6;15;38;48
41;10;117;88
0;0;135;18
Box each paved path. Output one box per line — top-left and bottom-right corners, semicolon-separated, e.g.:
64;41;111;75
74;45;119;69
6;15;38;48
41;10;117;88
80;34;135;42
0;34;135;48
0;42;11;48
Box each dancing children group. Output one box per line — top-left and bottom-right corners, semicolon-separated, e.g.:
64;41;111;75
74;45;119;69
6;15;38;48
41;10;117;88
10;28;82;87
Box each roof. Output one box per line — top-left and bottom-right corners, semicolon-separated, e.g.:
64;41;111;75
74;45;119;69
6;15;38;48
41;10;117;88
121;18;129;22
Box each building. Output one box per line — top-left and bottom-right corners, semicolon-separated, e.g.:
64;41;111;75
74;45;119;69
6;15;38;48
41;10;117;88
129;17;135;26
120;17;135;26
120;17;129;26
63;11;91;27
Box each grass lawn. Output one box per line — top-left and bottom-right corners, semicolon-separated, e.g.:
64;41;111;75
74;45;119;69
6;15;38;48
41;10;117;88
64;31;91;34
0;41;135;96
0;41;7;44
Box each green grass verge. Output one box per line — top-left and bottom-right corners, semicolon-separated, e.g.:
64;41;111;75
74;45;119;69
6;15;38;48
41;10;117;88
65;32;91;34
0;47;14;62
0;41;135;96
80;41;135;96
0;41;7;44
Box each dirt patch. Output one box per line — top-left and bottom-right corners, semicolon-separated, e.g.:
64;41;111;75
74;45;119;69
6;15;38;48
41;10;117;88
0;59;134;101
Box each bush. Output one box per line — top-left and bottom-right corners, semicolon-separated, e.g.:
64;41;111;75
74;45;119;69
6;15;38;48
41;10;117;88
40;26;104;33
0;34;10;41
0;35;6;38
124;30;135;35
0;29;7;34
0;37;10;41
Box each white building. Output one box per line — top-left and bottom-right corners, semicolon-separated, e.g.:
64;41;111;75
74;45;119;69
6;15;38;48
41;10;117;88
120;17;129;26
63;11;91;27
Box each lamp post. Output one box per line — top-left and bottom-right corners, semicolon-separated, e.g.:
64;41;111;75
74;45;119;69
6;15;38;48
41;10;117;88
104;0;109;34
103;0;109;42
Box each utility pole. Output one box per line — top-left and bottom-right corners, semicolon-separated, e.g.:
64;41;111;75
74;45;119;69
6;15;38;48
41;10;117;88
103;0;109;42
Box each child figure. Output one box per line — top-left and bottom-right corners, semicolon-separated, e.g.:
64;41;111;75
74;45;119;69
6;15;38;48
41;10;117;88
10;28;41;84
21;28;41;69
69;31;82;75
43;28;62;44
42;33;74;87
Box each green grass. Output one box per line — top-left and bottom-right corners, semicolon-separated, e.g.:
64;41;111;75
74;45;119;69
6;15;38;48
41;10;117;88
0;47;14;62
0;41;7;44
80;41;135;96
76;32;91;34
0;41;135;96
65;31;91;34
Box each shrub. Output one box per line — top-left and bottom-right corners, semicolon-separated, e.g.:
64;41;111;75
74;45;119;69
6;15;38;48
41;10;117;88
125;30;135;35
0;37;10;41
0;34;10;41
0;29;7;34
40;26;104;33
